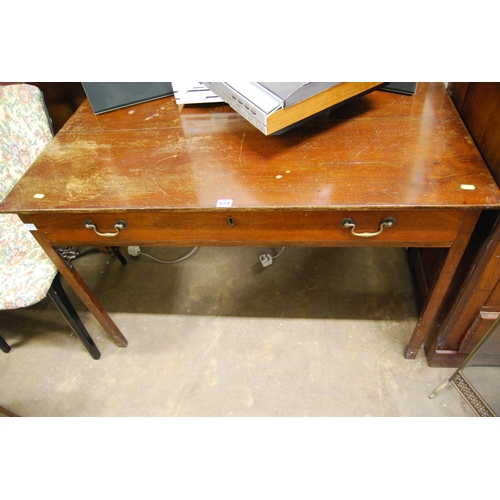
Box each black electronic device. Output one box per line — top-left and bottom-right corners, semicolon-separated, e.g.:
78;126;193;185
82;82;173;114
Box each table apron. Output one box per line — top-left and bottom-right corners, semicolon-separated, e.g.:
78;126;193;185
24;209;466;248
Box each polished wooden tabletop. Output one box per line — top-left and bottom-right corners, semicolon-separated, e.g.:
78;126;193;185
2;82;499;215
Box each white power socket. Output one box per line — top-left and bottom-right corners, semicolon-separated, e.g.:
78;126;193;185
128;246;141;257
259;253;273;267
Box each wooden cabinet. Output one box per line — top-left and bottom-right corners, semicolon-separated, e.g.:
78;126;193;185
424;83;500;367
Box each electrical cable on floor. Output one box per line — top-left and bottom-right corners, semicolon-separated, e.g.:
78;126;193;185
274;247;285;258
128;246;199;263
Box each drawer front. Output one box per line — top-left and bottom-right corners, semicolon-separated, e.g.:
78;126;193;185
27;209;464;247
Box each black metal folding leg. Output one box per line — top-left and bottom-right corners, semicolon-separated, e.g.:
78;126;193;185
47;273;101;359
111;247;127;265
0;334;11;353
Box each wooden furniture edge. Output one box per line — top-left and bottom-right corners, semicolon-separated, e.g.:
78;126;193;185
266;82;383;134
26;222;128;348
405;210;481;359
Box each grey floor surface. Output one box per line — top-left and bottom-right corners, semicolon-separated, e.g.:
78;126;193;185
0;245;476;417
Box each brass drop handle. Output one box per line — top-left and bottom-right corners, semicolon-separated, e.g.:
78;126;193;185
340;217;396;237
84;220;128;238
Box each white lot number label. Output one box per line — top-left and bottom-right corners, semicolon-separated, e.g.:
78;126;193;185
216;199;233;208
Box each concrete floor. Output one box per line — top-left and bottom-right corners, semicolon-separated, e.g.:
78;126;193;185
0;245;476;416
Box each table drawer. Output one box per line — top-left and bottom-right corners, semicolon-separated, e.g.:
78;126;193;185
27;209;465;247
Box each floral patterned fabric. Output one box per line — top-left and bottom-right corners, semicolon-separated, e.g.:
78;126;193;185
0;84;58;309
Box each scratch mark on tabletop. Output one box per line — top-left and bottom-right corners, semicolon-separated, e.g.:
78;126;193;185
156;154;178;164
354;145;369;159
239;132;246;166
151;176;168;197
147;164;169;197
145;112;160;121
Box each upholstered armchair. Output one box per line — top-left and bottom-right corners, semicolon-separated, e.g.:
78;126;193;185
0;84;100;359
